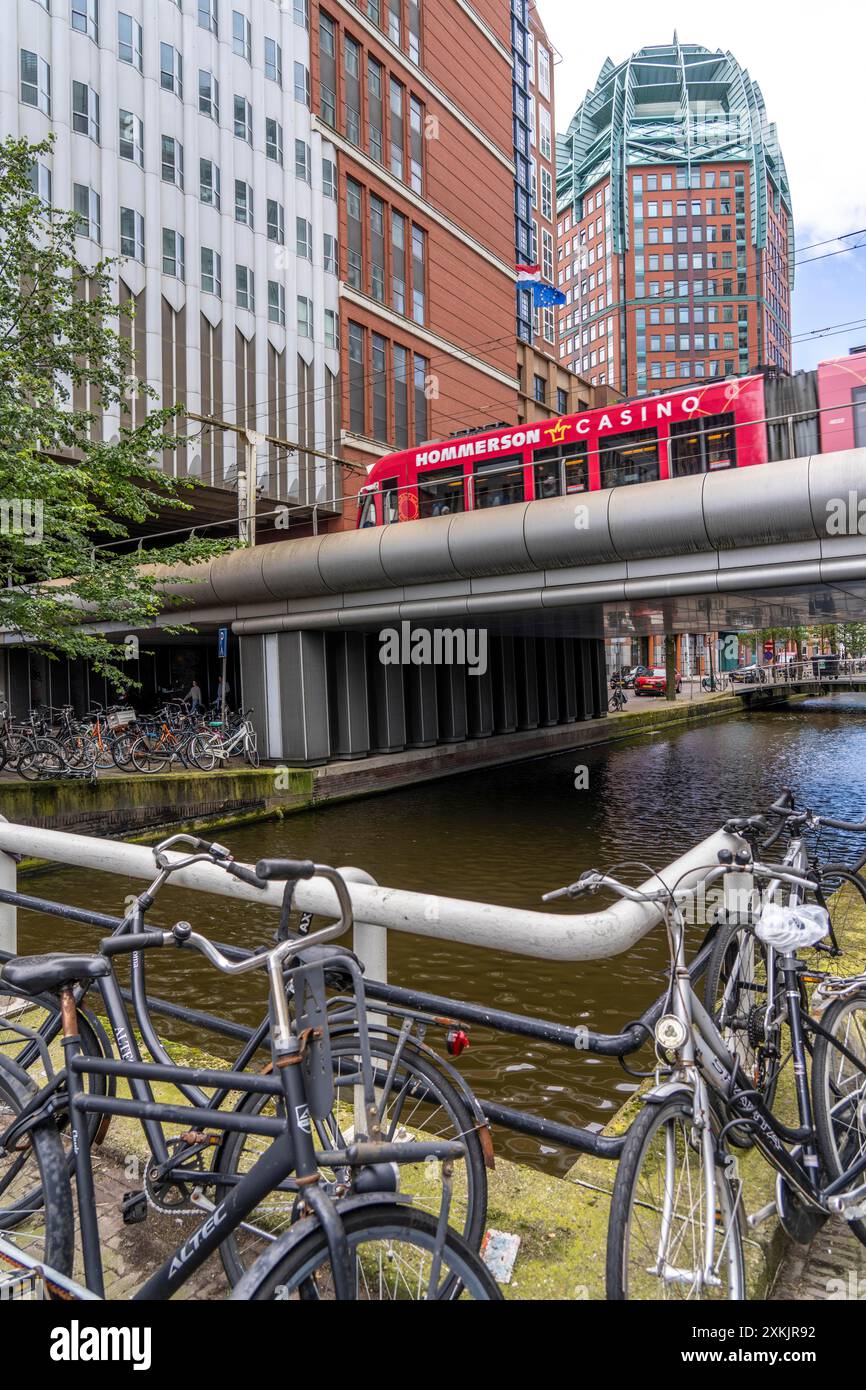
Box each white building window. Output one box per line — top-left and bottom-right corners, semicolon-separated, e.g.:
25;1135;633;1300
118;14;143;71
294;139;311;182
324;308;339;349
540;167;552;220
201;247;222;297
118;110;144;166
72;81;100;143
162;229;185;280
294;62;310;106
297;295;312;338
322;158;337;197
234;178;254;229
266;198;284;244
120;207;145;262
236;264;255;310
265;37;282;85
28;161;52;204
293;0;309;27
74;184;101;242
539;106;551;160
233;94;252;143
268;280;286;325
161;135;184;189
538;46;550;99
20;51;51;115
265;117;283;165
200;157;221;208
160;44;183;99
71;0;99;42
324;233;338;274
542;227;553;281
232;11;252;61
198;0;218;36
296;216;312;259
198;70;220;123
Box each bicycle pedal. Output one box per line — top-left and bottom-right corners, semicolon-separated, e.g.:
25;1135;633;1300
121;1190;148;1225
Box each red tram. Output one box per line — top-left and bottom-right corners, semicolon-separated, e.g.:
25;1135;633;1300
356;349;866;528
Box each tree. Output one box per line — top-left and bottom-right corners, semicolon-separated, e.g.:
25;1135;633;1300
0;136;233;686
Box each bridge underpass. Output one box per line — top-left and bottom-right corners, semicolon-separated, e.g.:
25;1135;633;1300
13;448;862;764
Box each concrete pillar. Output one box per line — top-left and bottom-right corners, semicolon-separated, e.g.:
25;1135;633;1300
406;664;439;748
239;635;269;755
576;639;594;721
538;638;559;726
590;639;607;718
277;632;331;764
557;639;578;723
491;636;517;734
515;637;539;731
436;664;468;743
327;633;370;759
467;666;494;738
367;639;407;752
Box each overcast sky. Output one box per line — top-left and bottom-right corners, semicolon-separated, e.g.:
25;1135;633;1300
536;0;866;367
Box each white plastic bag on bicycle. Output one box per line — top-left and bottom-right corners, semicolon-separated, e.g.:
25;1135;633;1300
755;901;830;951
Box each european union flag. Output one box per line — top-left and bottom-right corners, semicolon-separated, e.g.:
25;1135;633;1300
532;282;567;308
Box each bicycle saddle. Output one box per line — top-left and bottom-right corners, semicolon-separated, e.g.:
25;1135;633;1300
1;952;111;995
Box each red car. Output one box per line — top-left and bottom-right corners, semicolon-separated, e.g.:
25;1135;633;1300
634;666;682;696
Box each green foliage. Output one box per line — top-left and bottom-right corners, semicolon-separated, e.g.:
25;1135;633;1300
0;136;235;684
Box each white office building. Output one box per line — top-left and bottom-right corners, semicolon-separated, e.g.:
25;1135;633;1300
1;0;342;517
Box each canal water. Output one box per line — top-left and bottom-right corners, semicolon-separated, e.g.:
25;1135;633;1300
14;695;866;1169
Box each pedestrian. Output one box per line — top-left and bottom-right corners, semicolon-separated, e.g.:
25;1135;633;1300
186;679;202;712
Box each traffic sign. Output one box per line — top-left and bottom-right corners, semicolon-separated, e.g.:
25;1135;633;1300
218;627;228;659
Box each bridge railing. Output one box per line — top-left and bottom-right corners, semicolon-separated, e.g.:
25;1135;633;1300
707;657;866;692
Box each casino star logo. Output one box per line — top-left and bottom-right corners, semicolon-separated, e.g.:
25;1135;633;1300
546;416;570;445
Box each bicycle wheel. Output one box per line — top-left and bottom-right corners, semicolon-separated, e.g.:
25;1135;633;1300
606;1095;745;1300
17;737;65;781
212;1033;488;1287
232;1202;501;1301
186;733;219;772
129;735;171;773
703;920;782;1146
812;990;866;1249
0;1057;75;1277
111;731;138;769
244;732;260;768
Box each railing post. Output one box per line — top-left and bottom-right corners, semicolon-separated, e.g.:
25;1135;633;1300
0;817;17;954
340;867;386;983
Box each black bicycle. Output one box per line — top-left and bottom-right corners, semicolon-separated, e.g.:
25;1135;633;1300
0;857;500;1301
0;835;489;1284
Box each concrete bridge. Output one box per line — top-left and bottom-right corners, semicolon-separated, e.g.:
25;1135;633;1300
6;449;865;764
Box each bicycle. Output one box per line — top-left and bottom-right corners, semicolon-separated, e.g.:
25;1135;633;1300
192;708;259;768
608;684;628;713
0;835;489;1285
703;793;866;1146
543;844;866;1300
0;859;499;1300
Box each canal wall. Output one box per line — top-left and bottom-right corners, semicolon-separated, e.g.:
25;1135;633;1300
0;693;745;850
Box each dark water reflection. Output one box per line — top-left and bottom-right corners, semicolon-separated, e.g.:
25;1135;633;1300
15;695;866;1169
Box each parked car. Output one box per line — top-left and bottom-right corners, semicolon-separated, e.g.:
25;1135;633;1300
634;667;682;696
728;664;767;684
611;665;651;689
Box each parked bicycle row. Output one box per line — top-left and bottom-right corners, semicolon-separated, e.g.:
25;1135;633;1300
1;789;865;1300
0;700;259;781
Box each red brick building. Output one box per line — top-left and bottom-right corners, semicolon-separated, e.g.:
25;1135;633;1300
310;0;519;525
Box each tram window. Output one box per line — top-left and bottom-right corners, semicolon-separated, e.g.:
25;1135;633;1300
418;467;465;518
598;428;660;489
473;456;523;508
854;387;866;449
381;476;400;523
669;412;737;477
358;490;377;528
532;441;589;498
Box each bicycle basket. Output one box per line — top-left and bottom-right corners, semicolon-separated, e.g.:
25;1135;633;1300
108;707;136;730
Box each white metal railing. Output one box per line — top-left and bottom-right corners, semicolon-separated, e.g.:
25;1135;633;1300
0;821;745;971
